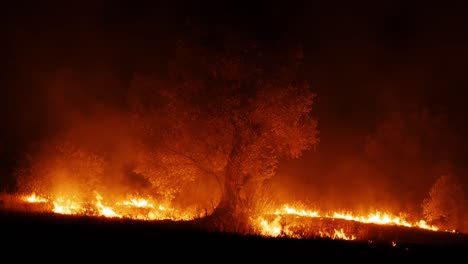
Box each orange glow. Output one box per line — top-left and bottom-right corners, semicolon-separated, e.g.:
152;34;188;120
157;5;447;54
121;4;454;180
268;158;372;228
19;191;196;221
118;197;154;208
95;192;121;218
22;193;48;203
19;193;444;242
271;204;438;231
255;204;440;240
53;197;82;215
332;228;356;240
320;228;356;240
258;216;283;237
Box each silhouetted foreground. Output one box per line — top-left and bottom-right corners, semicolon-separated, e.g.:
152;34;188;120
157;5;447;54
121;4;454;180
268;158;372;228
1;209;466;261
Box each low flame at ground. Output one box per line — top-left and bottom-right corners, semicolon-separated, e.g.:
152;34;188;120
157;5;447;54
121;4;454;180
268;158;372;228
20;192;194;221
255;204;439;240
277;204;437;230
18;193;441;241
25;193;48;203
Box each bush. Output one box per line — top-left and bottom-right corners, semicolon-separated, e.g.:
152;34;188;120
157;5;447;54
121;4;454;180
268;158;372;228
422;174;466;231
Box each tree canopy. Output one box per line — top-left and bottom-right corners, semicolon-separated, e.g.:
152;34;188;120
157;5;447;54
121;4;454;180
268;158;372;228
129;32;319;229
14;30;319;231
422;174;466;231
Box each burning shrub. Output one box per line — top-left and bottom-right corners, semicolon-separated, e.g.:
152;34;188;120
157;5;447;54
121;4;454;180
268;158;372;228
15;140;105;198
422;174;466;232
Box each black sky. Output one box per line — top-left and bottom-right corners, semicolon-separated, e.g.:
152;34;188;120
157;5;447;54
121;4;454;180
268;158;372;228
1;0;467;211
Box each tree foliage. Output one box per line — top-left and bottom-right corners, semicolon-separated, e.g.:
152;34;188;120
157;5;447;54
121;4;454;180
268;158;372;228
129;31;319;227
14;30;319;230
422;174;466;231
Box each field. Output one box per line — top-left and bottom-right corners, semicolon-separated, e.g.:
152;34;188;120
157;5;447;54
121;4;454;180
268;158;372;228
1;208;466;261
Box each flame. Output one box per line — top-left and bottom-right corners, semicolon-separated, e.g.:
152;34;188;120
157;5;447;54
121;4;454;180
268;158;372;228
258;216;283;237
20;193;444;242
95;192;121;218
257;215;357;240
53;198;82;215
319;228;356;240
271;204;438;231
118;198;154;208
255;204;440;241
333;228;356;240
22;193;48;203
19;192;196;221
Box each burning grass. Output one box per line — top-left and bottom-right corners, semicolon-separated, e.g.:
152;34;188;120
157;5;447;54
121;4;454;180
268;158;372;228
1;191;458;245
0;205;466;260
1;192;466;261
255;204;440;240
14;192;198;221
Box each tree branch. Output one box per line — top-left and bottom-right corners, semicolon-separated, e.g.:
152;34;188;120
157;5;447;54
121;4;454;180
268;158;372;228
162;146;223;190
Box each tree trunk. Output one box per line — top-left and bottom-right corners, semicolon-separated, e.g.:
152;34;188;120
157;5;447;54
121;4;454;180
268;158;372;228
203;127;250;233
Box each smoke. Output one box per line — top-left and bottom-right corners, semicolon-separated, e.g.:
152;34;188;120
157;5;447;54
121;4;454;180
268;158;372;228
2;1;467;221
261;1;468;218
8;62;223;211
273;80;466;217
13;70;145;196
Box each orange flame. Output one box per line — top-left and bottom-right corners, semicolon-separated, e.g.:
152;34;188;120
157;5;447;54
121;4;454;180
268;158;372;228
22;193;48;203
20;192;196;221
53;198;82;215
20;193;443;241
255;204;440;240
271;204;438;231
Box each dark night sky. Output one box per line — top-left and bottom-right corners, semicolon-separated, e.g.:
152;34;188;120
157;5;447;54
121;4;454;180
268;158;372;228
1;0;467;212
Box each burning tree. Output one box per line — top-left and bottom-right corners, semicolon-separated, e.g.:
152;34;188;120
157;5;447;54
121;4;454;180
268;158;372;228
422;174;466;232
129;32;319;231
12;30;318;231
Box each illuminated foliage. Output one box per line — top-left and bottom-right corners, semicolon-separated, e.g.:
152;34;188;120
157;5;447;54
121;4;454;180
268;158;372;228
422;174;465;231
129;32;319;228
15;140;105;198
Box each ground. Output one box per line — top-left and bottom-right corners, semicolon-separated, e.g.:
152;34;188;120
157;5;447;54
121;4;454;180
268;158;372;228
1;209;466;261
